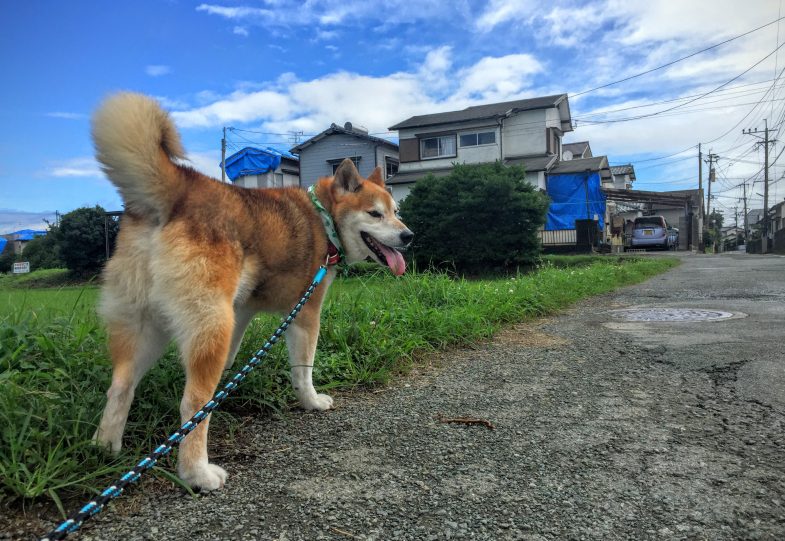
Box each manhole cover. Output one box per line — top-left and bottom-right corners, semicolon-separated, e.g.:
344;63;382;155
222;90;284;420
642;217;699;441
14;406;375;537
610;308;736;322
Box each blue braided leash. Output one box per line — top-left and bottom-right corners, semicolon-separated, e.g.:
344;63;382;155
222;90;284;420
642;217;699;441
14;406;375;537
41;265;329;541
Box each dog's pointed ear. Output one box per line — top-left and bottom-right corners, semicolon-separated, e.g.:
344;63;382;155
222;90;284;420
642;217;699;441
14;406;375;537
333;158;362;193
367;166;385;188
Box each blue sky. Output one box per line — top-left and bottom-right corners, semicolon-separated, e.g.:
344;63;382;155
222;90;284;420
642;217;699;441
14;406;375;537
1;0;781;232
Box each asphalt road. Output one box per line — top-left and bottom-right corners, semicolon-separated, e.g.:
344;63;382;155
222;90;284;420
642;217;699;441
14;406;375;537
36;253;785;540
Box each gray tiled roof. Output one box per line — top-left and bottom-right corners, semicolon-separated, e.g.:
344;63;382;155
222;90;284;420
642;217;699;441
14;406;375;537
389;94;568;130
610;164;636;180
563;141;591;158
290;123;398;154
386;167;453;185
549;156;610;177
504;154;558;172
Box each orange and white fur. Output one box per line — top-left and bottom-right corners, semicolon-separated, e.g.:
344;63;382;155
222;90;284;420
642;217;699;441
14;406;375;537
91;93;412;490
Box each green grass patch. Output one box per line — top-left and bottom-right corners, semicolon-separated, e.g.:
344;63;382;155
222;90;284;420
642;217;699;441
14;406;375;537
0;269;89;290
0;256;678;507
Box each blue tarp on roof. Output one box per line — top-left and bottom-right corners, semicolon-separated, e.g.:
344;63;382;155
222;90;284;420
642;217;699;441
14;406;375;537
545;172;606;230
10;229;47;241
0;238;6;253
222;147;298;181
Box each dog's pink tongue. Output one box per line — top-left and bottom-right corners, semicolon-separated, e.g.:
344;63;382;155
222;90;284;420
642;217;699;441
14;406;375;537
378;244;406;276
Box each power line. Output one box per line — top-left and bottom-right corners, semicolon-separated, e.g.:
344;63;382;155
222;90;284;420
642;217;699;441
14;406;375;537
702;64;785;145
570;16;785;98
575;79;780;119
579;41;785;125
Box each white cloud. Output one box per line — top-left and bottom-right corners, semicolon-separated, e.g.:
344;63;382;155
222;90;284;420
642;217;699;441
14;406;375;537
197;1;465;29
456;54;543;101
146;65;171;77
168;49;545;135
0;209;57;234
172;90;294;128
46;112;86;120
233;26;249;36
475;0;537;32
196;4;272;19
183;150;224;179
542;5;606;47
315;29;339;41
50;157;102;178
154;95;190;110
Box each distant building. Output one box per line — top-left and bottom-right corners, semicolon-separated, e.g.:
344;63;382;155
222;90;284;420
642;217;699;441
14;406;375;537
747;208;765;227
609;164;636;190
223;147;300;189
290;122;399;189
1;229;46;254
562;141;593;160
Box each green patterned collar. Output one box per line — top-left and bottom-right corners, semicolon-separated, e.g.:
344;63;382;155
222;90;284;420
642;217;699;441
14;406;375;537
307;184;345;266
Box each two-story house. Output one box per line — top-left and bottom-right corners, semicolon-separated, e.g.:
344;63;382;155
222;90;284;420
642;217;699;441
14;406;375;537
290;122;399;188
387;94;574;201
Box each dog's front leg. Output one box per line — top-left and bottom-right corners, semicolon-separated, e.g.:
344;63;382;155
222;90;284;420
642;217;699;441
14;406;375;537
285;306;333;411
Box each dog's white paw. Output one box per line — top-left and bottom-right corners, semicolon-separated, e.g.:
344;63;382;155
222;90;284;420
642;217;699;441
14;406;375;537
179;463;228;491
300;392;334;411
92;429;122;454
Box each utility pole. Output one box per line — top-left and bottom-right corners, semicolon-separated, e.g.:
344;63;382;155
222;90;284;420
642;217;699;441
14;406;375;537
705;152;718;241
698;142;703;214
698;143;704;250
221;126;227;183
733;206;739;249
742;180;749;243
743;120;775;252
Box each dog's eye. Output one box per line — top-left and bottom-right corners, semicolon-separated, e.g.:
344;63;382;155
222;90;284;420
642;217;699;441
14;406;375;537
367;210;383;218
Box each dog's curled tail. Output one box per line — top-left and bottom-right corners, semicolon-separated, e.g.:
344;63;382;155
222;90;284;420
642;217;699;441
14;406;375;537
92;92;186;221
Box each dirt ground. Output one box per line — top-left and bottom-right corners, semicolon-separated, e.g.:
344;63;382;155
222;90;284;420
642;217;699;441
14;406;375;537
16;252;785;540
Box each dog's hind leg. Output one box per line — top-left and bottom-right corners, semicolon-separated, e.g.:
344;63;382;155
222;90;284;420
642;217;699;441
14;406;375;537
94;320;169;453
175;302;234;491
223;306;256;371
285;304;333;411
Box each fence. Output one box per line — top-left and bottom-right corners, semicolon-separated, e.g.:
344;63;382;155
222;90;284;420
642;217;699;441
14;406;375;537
538;229;576;246
538;220;599;254
775;229;785;255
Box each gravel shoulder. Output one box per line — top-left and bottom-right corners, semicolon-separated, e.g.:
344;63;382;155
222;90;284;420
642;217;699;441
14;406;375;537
34;254;785;540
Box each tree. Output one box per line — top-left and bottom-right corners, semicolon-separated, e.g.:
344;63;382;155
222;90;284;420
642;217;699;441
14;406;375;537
20;228;64;270
58;206;119;276
0;243;15;273
399;162;550;272
707;210;724;231
704;210;725;251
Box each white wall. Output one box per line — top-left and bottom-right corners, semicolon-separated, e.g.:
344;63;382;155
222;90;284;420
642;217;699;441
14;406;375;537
234;170;299;189
390;184;412;203
612;173;631;190
525;170;546;190
397;120;501;173
502;109;546;158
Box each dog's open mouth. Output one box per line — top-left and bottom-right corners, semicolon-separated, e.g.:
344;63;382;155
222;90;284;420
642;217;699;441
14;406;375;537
361;232;406;276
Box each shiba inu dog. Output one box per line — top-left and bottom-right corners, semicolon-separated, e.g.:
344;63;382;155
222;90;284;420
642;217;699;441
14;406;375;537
91;93;412;490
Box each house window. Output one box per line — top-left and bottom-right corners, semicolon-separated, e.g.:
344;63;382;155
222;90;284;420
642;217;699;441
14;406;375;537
546;127;562;155
385;157;399;179
330;156;361;174
420;135;456;159
459;131;496;147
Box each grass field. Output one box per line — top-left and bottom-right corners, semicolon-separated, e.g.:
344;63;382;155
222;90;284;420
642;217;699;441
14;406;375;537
0;256;678;511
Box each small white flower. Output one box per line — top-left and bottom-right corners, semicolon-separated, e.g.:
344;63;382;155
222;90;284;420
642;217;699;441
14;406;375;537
370;320;376;326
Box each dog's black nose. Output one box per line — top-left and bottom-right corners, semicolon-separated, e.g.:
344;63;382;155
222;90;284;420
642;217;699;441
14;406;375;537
400;229;414;244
